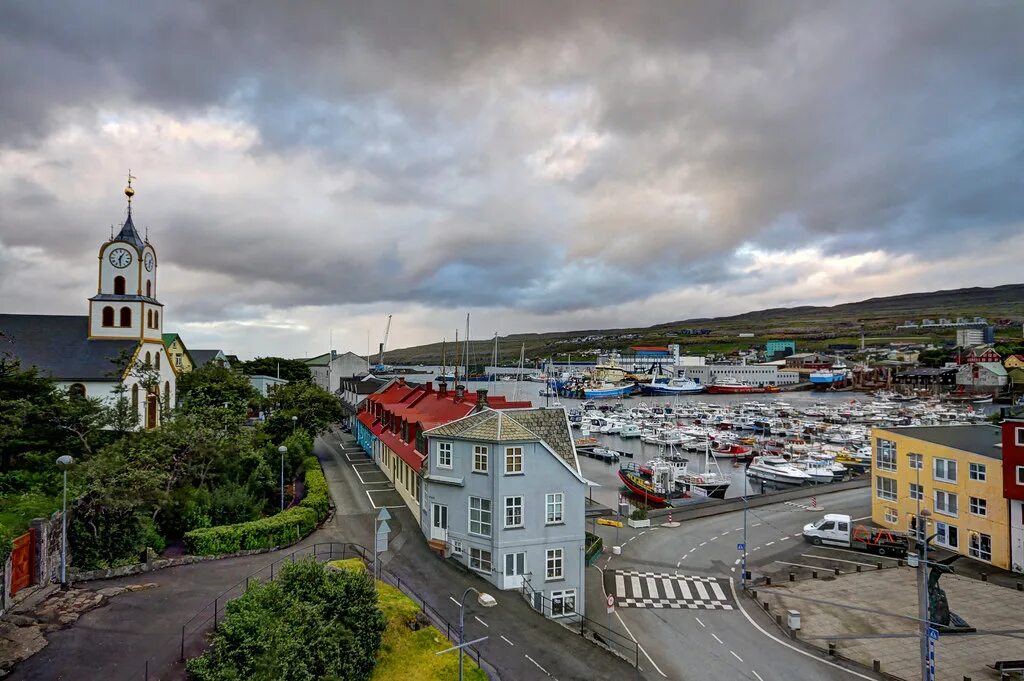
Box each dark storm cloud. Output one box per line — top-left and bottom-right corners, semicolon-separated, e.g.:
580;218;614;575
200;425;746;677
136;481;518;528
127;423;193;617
1;0;1022;327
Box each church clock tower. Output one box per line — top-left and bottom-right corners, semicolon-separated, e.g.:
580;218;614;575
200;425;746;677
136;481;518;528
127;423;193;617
88;177;163;342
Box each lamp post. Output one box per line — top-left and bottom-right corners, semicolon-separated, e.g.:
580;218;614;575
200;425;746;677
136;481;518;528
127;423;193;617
55;455;74;586
459;587;496;681
278;445;288;511
917;507;932;681
741;467;749;589
291;414;298;432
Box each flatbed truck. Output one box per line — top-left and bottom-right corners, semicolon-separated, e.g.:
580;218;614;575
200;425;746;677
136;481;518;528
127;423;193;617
802;513;908;557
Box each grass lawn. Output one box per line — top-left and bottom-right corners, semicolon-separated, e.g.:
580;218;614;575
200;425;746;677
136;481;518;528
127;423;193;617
328;559;487;681
0;492;60;538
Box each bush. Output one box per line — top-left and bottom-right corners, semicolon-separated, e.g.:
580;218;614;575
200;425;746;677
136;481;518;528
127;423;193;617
187;558;386;681
630;505;649;521
183;458;329;556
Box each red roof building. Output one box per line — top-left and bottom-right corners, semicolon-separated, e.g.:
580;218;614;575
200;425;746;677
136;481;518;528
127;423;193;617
356;379;532;512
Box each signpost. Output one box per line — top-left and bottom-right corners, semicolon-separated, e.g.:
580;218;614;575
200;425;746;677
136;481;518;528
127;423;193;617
374;508;392;580
926;627;938;681
606;594;615;614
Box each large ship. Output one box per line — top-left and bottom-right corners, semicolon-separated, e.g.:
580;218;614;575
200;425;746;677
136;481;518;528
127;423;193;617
638;377;705;396
705;376;766;394
809;360;851;387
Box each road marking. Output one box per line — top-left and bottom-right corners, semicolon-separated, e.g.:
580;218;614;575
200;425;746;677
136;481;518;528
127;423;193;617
734;558;741;565
765;541;775;547
594;564;668;678
676;560;682;568
730;651;743;662
449;596;460;606
729;577;876;680
721;530;731;535
709;536;718;541
779;536;790;541
661;577;676;599
801;553;876;567
710;581;727;601
695;617;705;628
525;654;552;676
734;527;743;532
501;635;514;646
852;515;871;521
812;546;900;561
752;546;761;552
792;533;802;538
752;671;764;681
711;633;724;644
700;541;707;547
364;490;404;509
775;560;840;572
474;616;488;627
616;573;625;596
731;567;735;572
752;523;762;527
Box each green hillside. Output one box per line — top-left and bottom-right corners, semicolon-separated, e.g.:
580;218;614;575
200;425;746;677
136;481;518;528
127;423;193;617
380;283;1024;365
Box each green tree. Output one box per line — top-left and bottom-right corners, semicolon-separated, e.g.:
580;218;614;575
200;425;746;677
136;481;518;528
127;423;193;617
237;357;312;383
264;382;344;442
177;363;261;419
187;558;386;681
0;355;58;473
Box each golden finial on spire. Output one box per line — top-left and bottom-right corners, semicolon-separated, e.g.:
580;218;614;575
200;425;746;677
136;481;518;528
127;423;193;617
124;170;136;205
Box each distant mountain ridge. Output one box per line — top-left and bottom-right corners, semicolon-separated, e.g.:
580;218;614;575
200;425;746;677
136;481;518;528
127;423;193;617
381;283;1024;363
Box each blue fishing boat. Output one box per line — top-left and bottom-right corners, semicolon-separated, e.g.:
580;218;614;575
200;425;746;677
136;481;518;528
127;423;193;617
638;377;705;396
582;383;637;399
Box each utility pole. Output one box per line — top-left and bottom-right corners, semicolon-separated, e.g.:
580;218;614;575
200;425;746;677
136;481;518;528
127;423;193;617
917;507;932;681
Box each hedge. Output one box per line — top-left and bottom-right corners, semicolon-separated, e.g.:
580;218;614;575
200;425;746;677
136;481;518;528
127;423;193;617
184;457;329;556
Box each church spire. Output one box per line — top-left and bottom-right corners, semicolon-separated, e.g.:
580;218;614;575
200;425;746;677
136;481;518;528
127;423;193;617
114;172;145;250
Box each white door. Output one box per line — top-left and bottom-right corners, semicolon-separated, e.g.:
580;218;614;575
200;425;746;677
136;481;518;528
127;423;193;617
503;552;526;589
431;503;448;541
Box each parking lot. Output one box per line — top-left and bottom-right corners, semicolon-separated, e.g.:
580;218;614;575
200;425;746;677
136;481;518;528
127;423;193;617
335;445;407;510
753;537;904;583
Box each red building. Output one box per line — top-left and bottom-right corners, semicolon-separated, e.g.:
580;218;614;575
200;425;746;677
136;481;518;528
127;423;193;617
959;346;1001;365
1002;420;1024;572
355;380;531;513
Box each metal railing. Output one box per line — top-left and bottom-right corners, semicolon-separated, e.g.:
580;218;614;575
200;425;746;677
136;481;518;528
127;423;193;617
115;541;502;681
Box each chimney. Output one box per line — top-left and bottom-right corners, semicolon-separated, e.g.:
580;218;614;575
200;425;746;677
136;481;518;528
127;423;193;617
474;389;489;412
438;382;448;398
454;384;465;402
424;382;433;393
398;377;406;386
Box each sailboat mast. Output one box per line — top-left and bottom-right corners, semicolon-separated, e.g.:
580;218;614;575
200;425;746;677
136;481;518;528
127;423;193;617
492;332;498;384
441;338;446;378
464;313;470;380
454;329;460;387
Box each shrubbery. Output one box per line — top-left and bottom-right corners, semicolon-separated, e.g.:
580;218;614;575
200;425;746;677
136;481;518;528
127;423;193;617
186;558;386;681
184;457;328;556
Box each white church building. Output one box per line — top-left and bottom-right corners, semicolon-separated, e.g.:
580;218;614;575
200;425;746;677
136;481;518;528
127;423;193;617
0;180;177;428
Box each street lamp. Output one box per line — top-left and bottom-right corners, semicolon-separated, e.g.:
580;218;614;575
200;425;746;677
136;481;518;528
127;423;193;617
291;414;298;432
459;587;496;681
917;507;932;681
278;445;288;511
55;455;74;586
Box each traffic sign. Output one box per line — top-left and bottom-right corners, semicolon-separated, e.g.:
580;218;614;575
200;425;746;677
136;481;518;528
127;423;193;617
737;543;745;551
606;595;615;614
927;627;939;641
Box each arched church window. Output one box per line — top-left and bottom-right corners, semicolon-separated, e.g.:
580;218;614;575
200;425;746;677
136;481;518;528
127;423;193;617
154;311;159;327
102;306;115;327
120;306;132;327
146;280;152;297
132;384;139;412
114;276;126;295
147;310;153;328
164;381;170;408
155;352;161;369
69;383;86;399
145;351;152;366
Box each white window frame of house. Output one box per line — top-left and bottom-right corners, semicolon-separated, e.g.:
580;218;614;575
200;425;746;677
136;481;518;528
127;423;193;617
875;476;897;501
969;462;986;481
469;547;492;573
876;438;897;472
436;441;453;469
908;453;923;470
969;532;992;562
935;521;959;549
934;490;958;517
969;496;987;517
504;551;526;577
468;497;492;537
1017;427;1024;447
884;507;898;524
450;538;464;556
473;445;489;473
545;492;565;525
1017;465;1024;486
909;482;923;501
504;496;524;529
505;446;524;475
933;458;957;483
545;548;564;581
550;589;576;618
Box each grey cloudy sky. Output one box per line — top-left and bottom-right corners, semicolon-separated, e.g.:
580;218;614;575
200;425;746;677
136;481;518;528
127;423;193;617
1;1;1022;358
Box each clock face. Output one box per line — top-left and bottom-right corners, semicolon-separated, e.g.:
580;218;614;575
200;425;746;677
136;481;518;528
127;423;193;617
109;248;132;268
144;253;154;271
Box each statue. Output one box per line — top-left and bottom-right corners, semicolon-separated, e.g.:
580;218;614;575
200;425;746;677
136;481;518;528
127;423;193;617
926;555;974;633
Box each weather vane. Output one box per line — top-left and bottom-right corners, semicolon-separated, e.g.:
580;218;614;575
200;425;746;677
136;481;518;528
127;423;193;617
124;169;137;207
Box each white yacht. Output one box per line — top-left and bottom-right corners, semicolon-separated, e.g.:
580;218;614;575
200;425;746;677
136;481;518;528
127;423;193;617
745;456;812;486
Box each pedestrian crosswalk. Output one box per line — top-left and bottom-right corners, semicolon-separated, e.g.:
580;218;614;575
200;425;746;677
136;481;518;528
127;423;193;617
608;570;734;610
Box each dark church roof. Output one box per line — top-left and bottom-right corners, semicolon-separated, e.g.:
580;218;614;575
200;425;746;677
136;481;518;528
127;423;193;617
114;211;146;251
0;314;138;381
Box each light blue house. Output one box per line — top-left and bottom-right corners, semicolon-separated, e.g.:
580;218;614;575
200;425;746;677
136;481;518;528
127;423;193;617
766;339;796;358
420;407;587;620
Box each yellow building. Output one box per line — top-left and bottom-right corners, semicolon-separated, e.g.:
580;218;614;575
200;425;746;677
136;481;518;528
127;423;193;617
162;333;195;374
871;425;1008;569
1005;354;1024;370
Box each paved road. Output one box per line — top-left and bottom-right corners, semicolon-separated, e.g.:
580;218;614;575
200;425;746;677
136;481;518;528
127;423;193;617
589;486;883;681
11;428;642;681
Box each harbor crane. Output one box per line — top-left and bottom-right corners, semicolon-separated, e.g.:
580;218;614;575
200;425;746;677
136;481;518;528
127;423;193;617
375;314;392;372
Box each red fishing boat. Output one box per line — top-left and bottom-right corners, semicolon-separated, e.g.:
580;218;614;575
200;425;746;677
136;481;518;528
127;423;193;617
705;376;766;394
